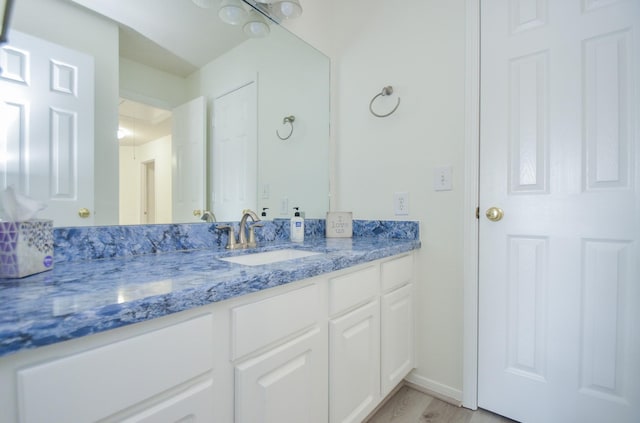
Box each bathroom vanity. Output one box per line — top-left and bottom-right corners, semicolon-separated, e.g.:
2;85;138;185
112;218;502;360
0;221;419;422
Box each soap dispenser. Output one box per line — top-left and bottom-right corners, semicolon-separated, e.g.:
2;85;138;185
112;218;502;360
261;207;269;220
290;207;304;242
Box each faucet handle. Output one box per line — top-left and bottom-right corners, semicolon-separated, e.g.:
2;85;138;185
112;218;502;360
216;224;237;249
247;222;264;248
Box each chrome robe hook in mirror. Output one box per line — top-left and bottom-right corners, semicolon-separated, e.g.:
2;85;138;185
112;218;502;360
369;85;401;118
276;115;295;140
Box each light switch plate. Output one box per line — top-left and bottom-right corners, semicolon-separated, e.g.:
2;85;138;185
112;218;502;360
433;166;453;191
280;197;289;215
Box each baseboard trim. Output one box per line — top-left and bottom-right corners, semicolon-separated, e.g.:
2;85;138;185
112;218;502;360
403;373;463;406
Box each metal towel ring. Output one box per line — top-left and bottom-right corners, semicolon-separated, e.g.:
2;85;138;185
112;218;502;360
369;86;401;118
276;115;295;140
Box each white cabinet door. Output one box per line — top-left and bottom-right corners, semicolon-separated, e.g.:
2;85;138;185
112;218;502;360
235;328;327;423
381;283;414;396
329;299;380;423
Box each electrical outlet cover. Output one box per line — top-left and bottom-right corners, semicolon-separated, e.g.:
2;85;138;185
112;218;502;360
394;192;409;215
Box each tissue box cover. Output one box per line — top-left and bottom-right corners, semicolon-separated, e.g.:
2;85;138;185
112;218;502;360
0;220;54;278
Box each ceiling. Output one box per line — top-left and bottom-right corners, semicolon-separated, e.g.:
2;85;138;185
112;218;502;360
67;0;257;145
69;0;250;77
118;99;172;147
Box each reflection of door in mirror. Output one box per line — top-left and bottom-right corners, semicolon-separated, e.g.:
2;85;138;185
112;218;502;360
118;98;172;225
213;81;258;222
172;96;206;223
0;30;94;226
118;96;206;225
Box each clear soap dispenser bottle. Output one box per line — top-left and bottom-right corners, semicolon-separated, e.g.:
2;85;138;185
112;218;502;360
290;207;304;242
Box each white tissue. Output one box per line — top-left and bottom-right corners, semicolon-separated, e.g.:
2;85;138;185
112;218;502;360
0;186;47;221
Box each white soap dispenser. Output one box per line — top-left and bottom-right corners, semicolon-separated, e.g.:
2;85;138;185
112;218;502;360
290;207;304;242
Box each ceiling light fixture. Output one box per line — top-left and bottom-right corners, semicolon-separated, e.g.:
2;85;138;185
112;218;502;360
194;0;303;39
191;0;216;8
269;0;302;20
243;9;270;38
218;0;248;25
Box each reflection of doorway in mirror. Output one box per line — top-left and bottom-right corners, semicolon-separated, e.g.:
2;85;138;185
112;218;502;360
212;81;258;221
140;160;156;224
118;98;173;225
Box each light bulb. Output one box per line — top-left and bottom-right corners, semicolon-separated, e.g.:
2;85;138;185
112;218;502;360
243;10;270;38
218;0;248;25
274;0;302;19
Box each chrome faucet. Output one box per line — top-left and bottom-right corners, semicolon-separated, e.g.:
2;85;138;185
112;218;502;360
201;210;217;223
218;209;263;250
238;209;263;248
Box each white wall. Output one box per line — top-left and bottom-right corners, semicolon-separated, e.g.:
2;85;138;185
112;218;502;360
12;0;120;225
285;0;468;399
119;136;173;225
120;58;190;109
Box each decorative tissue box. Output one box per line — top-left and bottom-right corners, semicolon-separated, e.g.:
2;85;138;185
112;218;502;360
0;220;54;278
326;212;353;238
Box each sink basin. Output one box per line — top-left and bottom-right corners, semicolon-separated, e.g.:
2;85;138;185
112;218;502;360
218;249;321;266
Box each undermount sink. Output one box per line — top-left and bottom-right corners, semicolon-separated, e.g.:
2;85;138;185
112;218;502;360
218;249;321;266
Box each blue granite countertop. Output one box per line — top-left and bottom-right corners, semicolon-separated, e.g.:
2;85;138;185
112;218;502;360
0;227;420;358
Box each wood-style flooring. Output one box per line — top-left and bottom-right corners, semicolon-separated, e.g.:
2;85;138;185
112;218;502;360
365;386;518;423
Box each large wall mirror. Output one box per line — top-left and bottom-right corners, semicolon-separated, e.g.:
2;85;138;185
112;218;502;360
1;0;329;226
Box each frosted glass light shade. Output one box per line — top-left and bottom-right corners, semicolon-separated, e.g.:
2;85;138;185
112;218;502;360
243;10;270;38
218;0;248;25
272;0;302;19
191;0;215;8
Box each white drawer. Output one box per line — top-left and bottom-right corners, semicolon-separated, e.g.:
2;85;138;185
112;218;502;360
328;265;379;316
231;283;320;360
121;379;215;423
381;254;413;292
18;314;214;423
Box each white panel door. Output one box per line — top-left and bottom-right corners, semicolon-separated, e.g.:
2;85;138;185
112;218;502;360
329;300;380;423
234;328;327;423
381;283;414;396
478;1;640;422
0;30;94;226
212;81;257;221
171;96;206;223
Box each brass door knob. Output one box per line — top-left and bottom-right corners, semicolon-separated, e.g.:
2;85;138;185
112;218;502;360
193;209;202;217
78;208;91;218
485;207;504;222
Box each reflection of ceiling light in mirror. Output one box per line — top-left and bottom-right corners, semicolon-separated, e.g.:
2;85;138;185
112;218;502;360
191;0;216;8
117;128;130;140
218;0;248;25
243;10;270;38
271;0;303;20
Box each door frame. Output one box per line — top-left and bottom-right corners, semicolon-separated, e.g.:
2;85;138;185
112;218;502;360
462;0;480;410
140;159;156;224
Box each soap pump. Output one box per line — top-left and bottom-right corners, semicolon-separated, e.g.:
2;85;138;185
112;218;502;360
261;207;269;219
290;207;304;242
